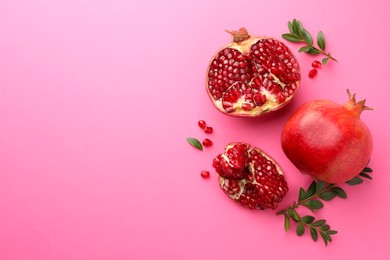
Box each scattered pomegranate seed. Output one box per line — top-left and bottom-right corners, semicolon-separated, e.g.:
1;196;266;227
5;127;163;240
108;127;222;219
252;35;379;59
204;126;213;134
198;120;206;129
202;138;213;147
200;170;210;178
308;68;318;78
312;60;322;68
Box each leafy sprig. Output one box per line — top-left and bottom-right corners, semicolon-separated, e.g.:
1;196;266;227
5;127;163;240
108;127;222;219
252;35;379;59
277;167;373;246
282;18;337;65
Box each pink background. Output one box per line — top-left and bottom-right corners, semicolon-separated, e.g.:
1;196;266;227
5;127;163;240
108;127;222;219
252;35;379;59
1;0;390;259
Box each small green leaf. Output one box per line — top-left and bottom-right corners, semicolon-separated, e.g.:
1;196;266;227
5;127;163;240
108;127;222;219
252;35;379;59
305;200;324;211
296;20;305;37
320;224;330;231
359;172;372;180
316;180;326;191
186;137;203;151
282;33;302;42
305;181;317;198
305;47;321;55
297;223;305;236
317;31;326;50
298;188;306;201
346;177;363;185
363;167;373;173
318;191;337;201
288;21;294;33
302;29;313;44
312;219;326;227
320;232;329;246
331;187;347;199
291;209;300;221
284;215;291;231
298;46;312;53
301;215;315;224
322;57;330;65
327;230;338;235
292;19;299;34
310;227;318;241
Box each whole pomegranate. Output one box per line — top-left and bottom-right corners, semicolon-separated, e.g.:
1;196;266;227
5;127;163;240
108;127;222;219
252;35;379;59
212;143;288;210
206;28;300;117
281;90;373;183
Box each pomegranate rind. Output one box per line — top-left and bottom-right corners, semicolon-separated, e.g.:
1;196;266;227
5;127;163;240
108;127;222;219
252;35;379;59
206;32;300;117
281;94;373;184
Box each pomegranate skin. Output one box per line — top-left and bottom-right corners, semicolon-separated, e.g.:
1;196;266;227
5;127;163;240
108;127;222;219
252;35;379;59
281;92;373;183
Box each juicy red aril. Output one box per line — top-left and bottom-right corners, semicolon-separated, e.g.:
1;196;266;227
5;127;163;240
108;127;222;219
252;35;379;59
198;120;206;129
206;29;300;117
201;171;210;178
308;68;318;78
202;138;213;147
213;143;288;210
204;126;213;134
312;60;322;68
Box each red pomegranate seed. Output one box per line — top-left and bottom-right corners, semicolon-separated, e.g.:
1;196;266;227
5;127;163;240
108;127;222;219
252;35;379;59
202;138;213;147
308;69;318;78
198;120;206;129
200;170;210;178
312;60;322;68
204;126;213;134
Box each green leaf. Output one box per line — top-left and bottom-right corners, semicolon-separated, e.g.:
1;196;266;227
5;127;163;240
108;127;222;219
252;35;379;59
186;137;203;151
292;19;299;34
312;219;326;227
320;224;330;231
346;177;363;185
301;215;315;224
306;181;317;198
302;29;313;44
298;188;306;201
318;191;337;201
291;209;300;221
316;180;326;191
317;31;326;50
284;215;291;231
288;21;294;33
331;187;347;199
363;167;373;173
305;47;321;55
327;230;338;235
282;33;302;42
298;46;312;53
320;232;329;246
310;227;318;241
297;223;305;236
296;20;305;37
305;200;324;211
359;172;372;180
322;57;330;65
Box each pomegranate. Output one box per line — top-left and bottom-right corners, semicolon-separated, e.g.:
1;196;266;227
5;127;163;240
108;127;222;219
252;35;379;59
206;28;301;117
212;143;288;210
281;90;373;183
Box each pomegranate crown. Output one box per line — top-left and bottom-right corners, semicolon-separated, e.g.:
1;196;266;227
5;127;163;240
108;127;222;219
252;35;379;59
225;28;251;43
345;89;373;117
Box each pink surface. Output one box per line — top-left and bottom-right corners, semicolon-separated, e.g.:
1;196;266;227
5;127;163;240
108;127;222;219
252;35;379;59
1;0;390;259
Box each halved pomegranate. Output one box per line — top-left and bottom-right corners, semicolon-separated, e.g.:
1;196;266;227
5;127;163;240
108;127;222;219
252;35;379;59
206;28;301;117
212;143;288;210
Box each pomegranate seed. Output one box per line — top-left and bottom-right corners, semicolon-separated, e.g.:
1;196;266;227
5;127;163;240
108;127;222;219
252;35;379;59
312;60;322;68
198;120;206;129
200;170;210;178
202;138;213;147
308;69;318;78
204;126;213;134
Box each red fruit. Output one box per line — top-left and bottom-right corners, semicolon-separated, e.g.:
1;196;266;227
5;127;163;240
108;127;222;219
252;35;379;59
212;143;288;210
308;68;317;78
312;60;322;68
202;138;213;147
198;120;206;129
201;171;210;178
281;90;373;184
204;126;213;134
206;28;300;117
